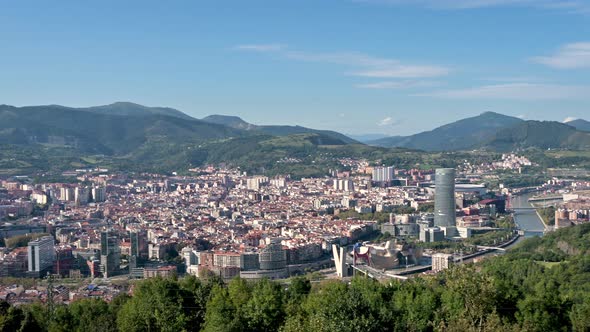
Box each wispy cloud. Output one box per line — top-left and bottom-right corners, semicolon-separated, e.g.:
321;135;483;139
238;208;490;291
234;44;451;79
356;80;439;89
563;116;578;123
531;42;590;69
234;44;286;52
356;0;590;13
377;116;398;126
416;83;590;100
483;76;546;83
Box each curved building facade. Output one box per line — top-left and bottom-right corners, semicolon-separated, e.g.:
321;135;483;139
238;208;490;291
434;168;456;228
259;243;287;270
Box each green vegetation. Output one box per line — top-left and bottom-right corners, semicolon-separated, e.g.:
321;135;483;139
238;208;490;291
485;120;590;151
537;207;556;226
3;224;590;331
5;233;50;249
370;111;524;151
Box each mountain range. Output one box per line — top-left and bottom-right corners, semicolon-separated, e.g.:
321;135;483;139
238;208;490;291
201;114;358;144
368;112;590;151
1;102;590;175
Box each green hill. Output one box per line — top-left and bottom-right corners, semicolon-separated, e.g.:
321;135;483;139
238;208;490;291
369;111;524;151
0;104;244;155
83;101;196;120
566;118;590;132
202;114;358;144
482;120;590;151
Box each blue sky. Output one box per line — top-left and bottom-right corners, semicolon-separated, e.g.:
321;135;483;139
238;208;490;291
1;0;590;135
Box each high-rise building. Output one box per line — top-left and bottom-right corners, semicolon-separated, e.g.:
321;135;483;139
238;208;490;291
434;168;456;229
74;187;90;205
372;166;394;183
91;187;106;203
60;187;74;202
100;230;120;278
28;236;55;277
333;179;354;192
129;230;148;270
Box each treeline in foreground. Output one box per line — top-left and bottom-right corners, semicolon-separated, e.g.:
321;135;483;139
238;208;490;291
2;224;590;332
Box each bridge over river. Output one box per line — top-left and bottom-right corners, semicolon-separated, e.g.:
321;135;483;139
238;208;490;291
511;193;546;237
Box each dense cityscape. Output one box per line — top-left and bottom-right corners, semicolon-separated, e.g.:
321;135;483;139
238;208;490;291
1;152;589;304
3;1;590;331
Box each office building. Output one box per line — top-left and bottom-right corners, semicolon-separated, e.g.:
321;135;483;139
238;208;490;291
434;168;456;229
100;231;120;278
27;236;55;277
129;230;148;269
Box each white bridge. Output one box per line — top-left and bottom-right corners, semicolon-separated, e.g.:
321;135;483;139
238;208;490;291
476;245;506;252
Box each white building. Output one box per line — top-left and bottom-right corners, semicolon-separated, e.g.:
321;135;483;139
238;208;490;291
372;166;394;183
333;179;354;192
432;253;454;272
28;236;55;276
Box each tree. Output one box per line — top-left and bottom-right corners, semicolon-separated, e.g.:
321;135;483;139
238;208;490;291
202;285;240;332
117;277;188;332
243;279;285;332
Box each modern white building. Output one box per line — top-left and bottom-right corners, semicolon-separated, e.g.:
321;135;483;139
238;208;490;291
28;236;55;276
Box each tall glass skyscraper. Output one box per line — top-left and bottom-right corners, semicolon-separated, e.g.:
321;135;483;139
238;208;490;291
434;168;456;228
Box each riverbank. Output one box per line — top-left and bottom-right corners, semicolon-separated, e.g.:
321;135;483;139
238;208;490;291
535;209;549;231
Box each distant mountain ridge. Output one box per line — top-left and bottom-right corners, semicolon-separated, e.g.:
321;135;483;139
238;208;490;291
0;103;359;153
201;114;358;144
83;101;196;120
369;111;524;151
566;118;590;132
483;120;590;151
0;103;243;154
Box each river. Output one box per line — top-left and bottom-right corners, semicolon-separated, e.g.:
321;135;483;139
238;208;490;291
511;192;545;238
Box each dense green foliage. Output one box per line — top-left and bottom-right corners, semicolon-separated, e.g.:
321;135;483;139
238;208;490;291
486;120;590;151
538;207;556;226
2;224;590;331
202;114;358;144
5;233;50;249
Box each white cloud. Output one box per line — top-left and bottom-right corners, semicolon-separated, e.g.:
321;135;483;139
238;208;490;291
563;116;578;123
377;117;398;126
416;83;590;100
234;44;450;79
356;80;439;89
531;42;590;69
356;0;590;13
354;65;449;78
483;76;545;83
517;114;527;119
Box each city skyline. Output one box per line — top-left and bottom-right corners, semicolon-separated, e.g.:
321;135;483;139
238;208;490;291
1;1;589;135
